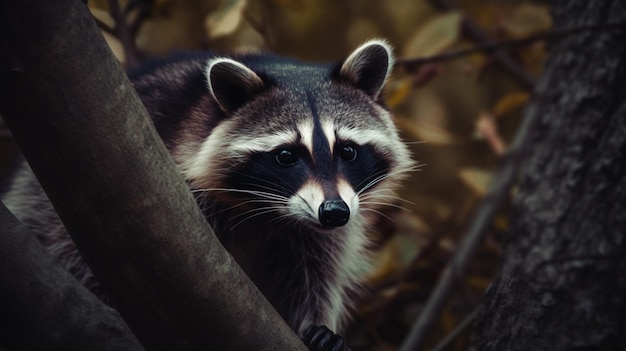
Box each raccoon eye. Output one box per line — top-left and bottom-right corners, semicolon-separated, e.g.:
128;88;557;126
339;144;357;162
276;149;299;166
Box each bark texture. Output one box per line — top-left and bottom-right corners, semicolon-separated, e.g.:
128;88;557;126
0;0;306;350
472;1;626;350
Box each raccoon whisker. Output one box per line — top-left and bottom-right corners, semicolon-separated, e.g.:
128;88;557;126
233;167;297;194
360;190;415;204
358;201;411;212
215;199;288;215
230;205;286;220
192;187;290;202
230;207;285;229
355;172;389;197
352;168;387;192
356;164;423;197
359;208;395;223
241;179;293;196
403;163;427;172
270;213;300;225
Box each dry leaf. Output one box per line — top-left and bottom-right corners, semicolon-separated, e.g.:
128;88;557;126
504;3;552;38
403;12;462;58
493;92;530;118
386;78;413;109
205;0;247;39
458;168;492;196
397;119;455;145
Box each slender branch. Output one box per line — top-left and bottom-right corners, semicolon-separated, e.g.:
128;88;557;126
108;0;140;67
126;0;152;38
397;35;551;351
426;0;535;89
430;308;480;351
243;8;274;51
94;16;116;36
396;22;626;69
128;5;150;38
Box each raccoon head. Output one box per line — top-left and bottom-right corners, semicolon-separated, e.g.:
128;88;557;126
183;40;414;232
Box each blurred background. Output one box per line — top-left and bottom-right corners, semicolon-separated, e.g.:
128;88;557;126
0;0;552;350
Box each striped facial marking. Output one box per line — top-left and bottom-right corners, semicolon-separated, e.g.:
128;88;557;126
297;121;314;157
321;120;336;157
337;178;358;212
335;126;392;151
230;130;298;154
288;180;324;223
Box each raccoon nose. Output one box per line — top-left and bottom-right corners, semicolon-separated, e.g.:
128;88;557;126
318;200;350;227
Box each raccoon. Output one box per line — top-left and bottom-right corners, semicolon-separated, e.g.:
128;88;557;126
1;39;414;349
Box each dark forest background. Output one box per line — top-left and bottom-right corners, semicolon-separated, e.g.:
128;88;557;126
2;0;624;350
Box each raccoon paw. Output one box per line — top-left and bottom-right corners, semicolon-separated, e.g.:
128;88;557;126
302;325;351;351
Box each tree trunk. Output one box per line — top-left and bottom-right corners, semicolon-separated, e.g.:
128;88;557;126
472;1;626;350
0;201;144;351
0;0;306;350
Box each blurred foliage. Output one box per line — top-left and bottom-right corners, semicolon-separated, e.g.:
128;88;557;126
0;0;553;350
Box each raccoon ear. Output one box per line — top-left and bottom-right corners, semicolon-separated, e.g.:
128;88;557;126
206;58;265;114
336;39;394;100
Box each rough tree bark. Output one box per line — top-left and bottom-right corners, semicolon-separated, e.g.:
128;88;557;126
472;1;626;350
0;0;306;350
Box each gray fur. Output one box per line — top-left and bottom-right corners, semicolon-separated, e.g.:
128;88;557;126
1;40;414;335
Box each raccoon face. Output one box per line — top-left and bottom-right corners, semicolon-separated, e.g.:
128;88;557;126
182;40;414;232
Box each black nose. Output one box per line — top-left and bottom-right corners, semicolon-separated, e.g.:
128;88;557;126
318;200;350;227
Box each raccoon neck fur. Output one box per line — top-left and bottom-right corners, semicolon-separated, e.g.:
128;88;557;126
201;199;369;333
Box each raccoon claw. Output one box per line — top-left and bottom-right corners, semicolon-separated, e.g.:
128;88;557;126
302;325;350;351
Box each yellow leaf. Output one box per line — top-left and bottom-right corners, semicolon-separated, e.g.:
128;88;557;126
459;168;492;196
504;4;552;38
493;92;530;118
386;78;413;109
403;12;462;58
205;0;247;39
396;118;455;145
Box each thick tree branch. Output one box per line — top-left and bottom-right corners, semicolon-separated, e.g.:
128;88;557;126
0;0;306;350
0;201;144;350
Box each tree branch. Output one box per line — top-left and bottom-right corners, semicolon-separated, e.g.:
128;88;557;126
425;0;535;89
397;25;552;351
108;0;141;67
396;22;626;69
0;0;306;350
0;201;144;350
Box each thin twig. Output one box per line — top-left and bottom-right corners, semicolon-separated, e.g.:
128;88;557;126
430;307;480;351
108;0;140;67
397;22;625;69
397;39;552;351
426;0;535;89
128;1;151;38
243;8;273;51
93;16;116;36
